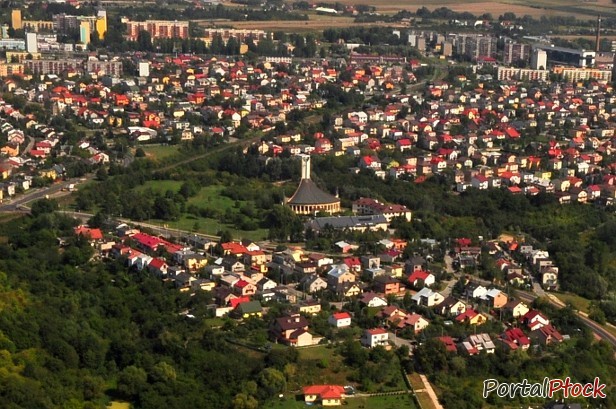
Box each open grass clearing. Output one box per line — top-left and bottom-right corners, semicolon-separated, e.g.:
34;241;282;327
139;145;181;161
265;391;418;409
107;402;130;409
552;292;591;313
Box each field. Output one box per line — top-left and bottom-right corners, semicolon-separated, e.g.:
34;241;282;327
107;402;130;409
329;0;616;18
265;393;417;409
201;14;387;32
552;291;591;313
135;181;269;241
139;145;180;162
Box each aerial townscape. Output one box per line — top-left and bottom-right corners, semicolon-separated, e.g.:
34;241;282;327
2;0;616;408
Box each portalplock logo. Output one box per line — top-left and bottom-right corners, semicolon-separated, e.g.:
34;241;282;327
483;377;607;399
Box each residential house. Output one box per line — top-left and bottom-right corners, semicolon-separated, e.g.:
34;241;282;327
438;296;467;316
523;310;550;331
373;275;401;295
455;308;488;325
530;324;563;345
328;312;352;328
359;292;388;308
411;287;444;307
270;314;318;347
503;300;530;318
438;336;458;353
303;385;345;406
407;270;435;288
482;288;508;309
298;300;322;316
464;333;496;354
327;265;356;288
501;328;531;350
361;328;389;348
301;274;328;293
234;301;263;319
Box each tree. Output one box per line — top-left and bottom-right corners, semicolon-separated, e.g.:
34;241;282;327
117;365;147;399
96;167;108;181
257;368;286;398
232;393;258;409
266;205;303;242
219;230;233;244
137;30;153;51
31;198;58;217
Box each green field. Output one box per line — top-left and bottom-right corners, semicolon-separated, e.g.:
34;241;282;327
139;145;181;161
553;292;591;313
265;394;418;409
137;181;268;241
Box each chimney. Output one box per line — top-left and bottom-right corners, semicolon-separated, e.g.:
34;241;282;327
596;15;602;53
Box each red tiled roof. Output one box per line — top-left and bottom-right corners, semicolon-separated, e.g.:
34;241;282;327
74;226;103;240
302;385;345;400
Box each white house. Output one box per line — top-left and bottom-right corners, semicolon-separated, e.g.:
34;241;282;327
411;287;444;307
361;328;389;348
328;312;352;328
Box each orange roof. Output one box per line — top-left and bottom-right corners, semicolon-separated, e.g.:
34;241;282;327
74;226;103;240
303;385;345;399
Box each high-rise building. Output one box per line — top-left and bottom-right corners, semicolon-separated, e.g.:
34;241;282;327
11;10;22;30
1;25;9;39
442;41;453;57
139;61;150;77
24;58;83;75
125;20;189;41
26;32;38;53
504;42;531;65
531;48;547;70
95;10;107;40
456;35;497;60
86;58;122;77
80;21;90;45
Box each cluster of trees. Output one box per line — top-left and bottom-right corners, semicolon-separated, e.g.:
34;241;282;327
310;154;616;305
323;27;409;47
0;203;314;408
415;304;616;408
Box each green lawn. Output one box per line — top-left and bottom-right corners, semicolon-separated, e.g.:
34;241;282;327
298;345;338;361
136;180;183;194
147;214;268;242
345;394;418;409
136;182;268;241
265;394;418;409
139;145;180;161
552;292;591;313
189;185;238;211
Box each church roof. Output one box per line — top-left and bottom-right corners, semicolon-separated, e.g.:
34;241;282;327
288;179;339;205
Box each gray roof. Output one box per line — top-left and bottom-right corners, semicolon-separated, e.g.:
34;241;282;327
288;179;339;205
309;214;388;230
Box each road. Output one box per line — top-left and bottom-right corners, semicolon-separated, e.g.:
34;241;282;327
0;178;80;212
388;332;415;350
516;290;616;348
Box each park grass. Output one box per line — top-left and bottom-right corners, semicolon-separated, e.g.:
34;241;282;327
415;392;438;409
140;145;180;161
136;182;269;241
136;180;183;194
265;393;418;409
552;292;591;313
107;402;130;409
189;185;237;211
148;213;268;242
346;394;418;409
407;373;424;391
291;345;352;389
